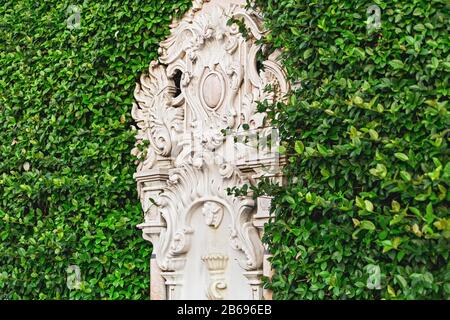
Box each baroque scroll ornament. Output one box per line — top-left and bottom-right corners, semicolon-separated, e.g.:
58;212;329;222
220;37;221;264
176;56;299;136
132;0;289;300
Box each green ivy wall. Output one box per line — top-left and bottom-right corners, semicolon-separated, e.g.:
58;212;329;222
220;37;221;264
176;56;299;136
0;0;191;299
250;0;449;299
0;0;448;300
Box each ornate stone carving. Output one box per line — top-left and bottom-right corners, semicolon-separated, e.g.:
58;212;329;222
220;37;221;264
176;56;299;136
132;0;289;300
202;253;229;300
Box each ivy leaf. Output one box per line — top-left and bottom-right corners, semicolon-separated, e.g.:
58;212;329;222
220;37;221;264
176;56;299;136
368;129;379;140
354;47;366;59
394;153;409;161
284;195;296;205
360;220;376;231
400;171;412;181
294;141;304;155
392;237;401;249
389;60;404;69
391;200;401;212
316;143;330;156
414;24;425;31
395;275;408;288
364;200;374;212
387;285;397;297
278;145;287;154
369;163;387;179
303;48;313;60
355;196;365;209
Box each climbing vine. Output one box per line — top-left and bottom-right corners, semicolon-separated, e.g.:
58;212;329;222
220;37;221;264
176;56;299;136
249;0;449;299
0;0;191;299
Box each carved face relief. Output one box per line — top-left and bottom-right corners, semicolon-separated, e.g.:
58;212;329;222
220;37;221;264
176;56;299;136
202;201;224;228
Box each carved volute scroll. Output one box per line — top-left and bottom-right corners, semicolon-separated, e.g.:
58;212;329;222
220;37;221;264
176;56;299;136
132;0;289;300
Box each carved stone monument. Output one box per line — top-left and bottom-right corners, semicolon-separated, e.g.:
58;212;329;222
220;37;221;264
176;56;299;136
131;0;288;300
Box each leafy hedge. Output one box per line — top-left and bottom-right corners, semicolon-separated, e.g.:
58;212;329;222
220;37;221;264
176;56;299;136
1;0;448;301
250;0;449;299
0;0;191;299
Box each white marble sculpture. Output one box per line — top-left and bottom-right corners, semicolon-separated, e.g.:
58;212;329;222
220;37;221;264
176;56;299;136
132;0;289;300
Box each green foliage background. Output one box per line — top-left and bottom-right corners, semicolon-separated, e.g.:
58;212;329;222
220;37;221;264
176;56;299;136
249;0;449;299
0;0;191;299
1;0;448;301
